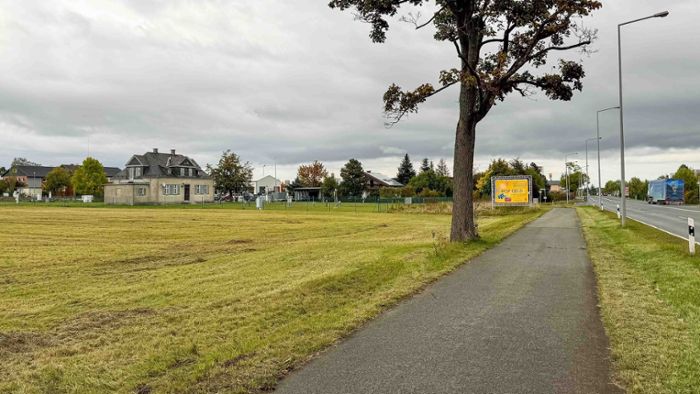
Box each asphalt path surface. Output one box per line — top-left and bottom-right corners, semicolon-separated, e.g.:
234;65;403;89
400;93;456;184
596;196;700;243
276;209;620;394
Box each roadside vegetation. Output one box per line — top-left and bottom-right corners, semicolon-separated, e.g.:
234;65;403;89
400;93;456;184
1;205;545;393
577;207;700;393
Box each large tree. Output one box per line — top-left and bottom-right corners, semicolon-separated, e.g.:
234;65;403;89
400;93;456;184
331;0;601;241
560;162;586;193
420;158;431;173
207;150;253;196
321;174;340;200
72;157;108;197
44;167;72;196
11;157;40;167
396;154;417;185
627;177;647;201
339;158;367;196
297;161;328;187
436;158;450;177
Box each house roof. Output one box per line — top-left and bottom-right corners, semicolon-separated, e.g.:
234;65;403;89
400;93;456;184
364;171;403;187
4;166;55;178
549;180;561;186
113;150;209;180
254;175;282;184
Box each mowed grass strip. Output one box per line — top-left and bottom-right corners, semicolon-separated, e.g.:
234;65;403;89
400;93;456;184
577;207;700;394
1;206;543;393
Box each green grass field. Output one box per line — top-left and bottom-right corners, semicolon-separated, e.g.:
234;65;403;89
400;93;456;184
578;207;700;394
0;205;544;393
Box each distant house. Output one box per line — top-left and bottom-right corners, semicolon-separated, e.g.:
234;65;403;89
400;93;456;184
364;171;403;193
1;165;55;198
253;175;284;194
549;180;562;193
104;148;214;205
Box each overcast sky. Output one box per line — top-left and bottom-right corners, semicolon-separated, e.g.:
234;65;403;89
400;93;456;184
1;0;698;185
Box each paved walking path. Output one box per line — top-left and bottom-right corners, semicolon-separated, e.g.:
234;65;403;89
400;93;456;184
275;209;620;394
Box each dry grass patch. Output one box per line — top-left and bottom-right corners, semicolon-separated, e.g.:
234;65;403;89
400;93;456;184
1;206;545;393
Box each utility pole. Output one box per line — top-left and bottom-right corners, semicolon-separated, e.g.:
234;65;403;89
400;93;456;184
565;153;578;204
596;107;620;210
585;137;600;203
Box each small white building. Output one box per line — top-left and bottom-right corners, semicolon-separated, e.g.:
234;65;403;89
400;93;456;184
253;175;283;194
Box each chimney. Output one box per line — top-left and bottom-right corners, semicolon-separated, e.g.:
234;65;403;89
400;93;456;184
153;148;158;154
549;173;552;181
170;149;176;155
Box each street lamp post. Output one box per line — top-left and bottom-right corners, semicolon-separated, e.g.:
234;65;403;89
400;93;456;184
597;106;620;209
585;137;601;203
618;11;669;226
565;152;578;204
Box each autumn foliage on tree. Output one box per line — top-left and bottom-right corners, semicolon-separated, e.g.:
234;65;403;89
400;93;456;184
330;0;601;241
297;161;328;187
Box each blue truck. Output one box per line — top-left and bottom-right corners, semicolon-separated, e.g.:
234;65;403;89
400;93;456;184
647;179;685;205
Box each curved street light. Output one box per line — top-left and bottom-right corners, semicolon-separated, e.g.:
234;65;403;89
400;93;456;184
618;11;669;226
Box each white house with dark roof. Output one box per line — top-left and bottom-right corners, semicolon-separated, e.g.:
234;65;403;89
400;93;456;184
104;148;214;205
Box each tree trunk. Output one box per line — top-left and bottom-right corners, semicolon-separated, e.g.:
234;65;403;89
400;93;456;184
450;73;479;242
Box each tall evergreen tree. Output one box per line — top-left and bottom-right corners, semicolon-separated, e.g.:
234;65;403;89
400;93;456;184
339;158;366;196
420;158;431;173
396;154;416;185
436;159;450;177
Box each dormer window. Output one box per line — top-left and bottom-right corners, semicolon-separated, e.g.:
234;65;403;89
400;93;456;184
135;167;142;177
180;167;184;176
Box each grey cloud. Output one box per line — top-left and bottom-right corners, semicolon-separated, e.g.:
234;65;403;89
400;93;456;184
0;0;697;182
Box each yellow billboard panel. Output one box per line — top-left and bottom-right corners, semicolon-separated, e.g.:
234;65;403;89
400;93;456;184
494;179;530;204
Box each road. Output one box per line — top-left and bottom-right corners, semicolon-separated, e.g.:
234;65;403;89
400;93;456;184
595;196;699;242
276;209;620;394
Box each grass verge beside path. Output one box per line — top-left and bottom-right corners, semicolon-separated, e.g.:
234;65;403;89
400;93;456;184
577;207;700;394
1;206;544;393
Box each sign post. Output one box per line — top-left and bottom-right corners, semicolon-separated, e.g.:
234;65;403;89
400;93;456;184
689;218;696;256
491;176;533;208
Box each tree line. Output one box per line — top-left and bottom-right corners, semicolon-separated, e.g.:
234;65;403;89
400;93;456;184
0;157;108;197
208;151;456;199
601;164;699;204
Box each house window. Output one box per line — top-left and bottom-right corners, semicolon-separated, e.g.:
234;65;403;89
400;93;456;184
136;187;147;196
135;167;142;177
180;168;185;176
163;184;179;195
193;169;197;177
195;185;209;194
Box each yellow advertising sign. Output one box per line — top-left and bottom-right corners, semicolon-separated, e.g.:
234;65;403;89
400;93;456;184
494;179;530;204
